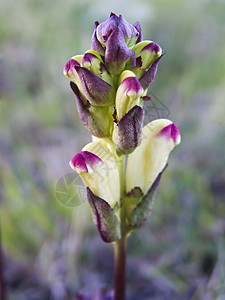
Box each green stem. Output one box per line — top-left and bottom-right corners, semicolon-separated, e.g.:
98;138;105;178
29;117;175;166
113;156;127;300
113;236;127;300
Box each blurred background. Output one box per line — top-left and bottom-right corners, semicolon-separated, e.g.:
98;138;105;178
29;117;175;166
1;0;225;299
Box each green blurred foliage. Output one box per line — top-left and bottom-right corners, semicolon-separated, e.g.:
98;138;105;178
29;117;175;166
0;0;225;299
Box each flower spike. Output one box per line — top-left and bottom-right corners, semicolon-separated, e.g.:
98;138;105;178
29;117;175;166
64;14;181;253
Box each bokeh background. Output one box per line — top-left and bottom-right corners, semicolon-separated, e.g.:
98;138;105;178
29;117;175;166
1;0;225;299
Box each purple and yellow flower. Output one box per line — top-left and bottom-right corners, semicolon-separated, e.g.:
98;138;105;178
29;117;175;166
70;141;120;208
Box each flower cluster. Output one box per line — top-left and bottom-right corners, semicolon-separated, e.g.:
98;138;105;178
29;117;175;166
64;13;181;243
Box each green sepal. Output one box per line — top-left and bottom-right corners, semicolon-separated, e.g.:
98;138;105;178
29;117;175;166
124;187;143;220
129;165;167;229
87;187;121;243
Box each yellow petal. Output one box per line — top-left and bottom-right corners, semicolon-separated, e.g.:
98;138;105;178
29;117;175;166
126;119;181;194
80;142;120;207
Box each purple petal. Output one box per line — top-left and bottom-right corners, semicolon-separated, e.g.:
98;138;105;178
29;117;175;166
139;54;164;90
81;52;97;66
105;27;136;75
70;153;88;173
141;42;162;54
96;14;118;45
87;188;121;243
91;26;105;56
64;58;80;75
75;66;115;106
116;106;144;156
70;151;102;174
81;151;102;166
157;122;181;144
70;82;105;137
118;15;139;47
122;76;143;96
133;21;143;43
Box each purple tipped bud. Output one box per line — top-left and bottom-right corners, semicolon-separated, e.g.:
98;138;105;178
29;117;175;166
63;57;83;83
81;51;103;75
63;56;84;92
96;13;118;46
140;42;162;69
118;15;139;47
116;71;144;120
122;76;144;97
64;58;80;76
70;82;105;137
81;53;97;68
105;27;136;75
113;105;144;156
132;41;162;70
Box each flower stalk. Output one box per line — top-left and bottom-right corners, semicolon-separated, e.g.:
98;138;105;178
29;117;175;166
112;152;127;300
63;13;181;299
113;236;127;300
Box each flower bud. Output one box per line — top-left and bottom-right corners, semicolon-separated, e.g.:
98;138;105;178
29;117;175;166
80;50;103;75
132;41;163;83
116;70;144;121
70;82;113;137
96;13;139;48
132;41;162;70
117;14;139;47
96;13;118;47
70;141;120;208
126;119;181;195
105;27;136;75
113;105;144;156
63;55;83;91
